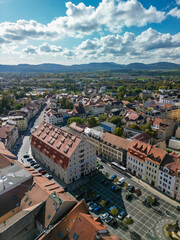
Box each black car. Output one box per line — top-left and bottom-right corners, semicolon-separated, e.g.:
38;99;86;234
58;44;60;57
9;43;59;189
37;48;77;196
94;195;101;201
103;181;109;186
101;179;106;184
176;206;180;211
128;185;135;192
38;168;43;173
27;158;33;162
126;194;133;201
109;218;118;227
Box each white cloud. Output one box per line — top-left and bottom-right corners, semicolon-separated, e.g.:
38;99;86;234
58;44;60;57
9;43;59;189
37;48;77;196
39;42;63;53
20;28;180;63
24;45;37;54
168;7;180;18
176;0;180;5
0;0;166;46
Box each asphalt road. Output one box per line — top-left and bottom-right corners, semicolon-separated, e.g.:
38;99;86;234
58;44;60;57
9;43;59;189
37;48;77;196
17;109;45;164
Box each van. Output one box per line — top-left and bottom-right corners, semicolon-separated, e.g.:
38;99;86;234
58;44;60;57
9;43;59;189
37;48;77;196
117;177;125;185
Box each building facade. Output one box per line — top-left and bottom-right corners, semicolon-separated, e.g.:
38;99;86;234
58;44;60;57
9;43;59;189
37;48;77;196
31;122;97;184
0;122;18;150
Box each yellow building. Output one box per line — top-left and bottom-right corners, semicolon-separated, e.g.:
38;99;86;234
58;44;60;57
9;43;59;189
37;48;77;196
1;116;28;131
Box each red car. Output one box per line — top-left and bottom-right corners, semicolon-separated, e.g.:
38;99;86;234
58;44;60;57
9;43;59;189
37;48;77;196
41;170;47;175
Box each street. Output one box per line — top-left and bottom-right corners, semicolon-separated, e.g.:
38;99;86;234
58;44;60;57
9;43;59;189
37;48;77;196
16;109;45;163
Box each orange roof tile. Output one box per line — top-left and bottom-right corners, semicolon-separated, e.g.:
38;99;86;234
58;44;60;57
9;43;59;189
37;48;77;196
31;121;82;170
101;132;130;150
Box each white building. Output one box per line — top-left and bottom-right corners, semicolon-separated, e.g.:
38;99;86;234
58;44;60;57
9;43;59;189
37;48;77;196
44;109;63;125
157;154;178;198
31;122;97;184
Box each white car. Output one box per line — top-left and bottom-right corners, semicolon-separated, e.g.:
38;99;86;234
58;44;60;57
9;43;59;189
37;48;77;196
101;212;109;220
89;203;97;211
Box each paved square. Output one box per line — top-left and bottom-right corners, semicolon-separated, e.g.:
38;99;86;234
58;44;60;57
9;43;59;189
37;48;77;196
68;163;180;240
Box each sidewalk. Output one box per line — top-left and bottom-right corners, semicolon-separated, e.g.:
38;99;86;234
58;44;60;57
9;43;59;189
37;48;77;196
131;175;179;207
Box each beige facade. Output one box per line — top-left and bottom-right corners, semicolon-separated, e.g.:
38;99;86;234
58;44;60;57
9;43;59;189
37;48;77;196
144;159;159;187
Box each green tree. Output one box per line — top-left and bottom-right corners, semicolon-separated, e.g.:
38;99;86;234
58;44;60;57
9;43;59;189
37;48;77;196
113;127;123;137
129;124;141;131
110;116;122;127
87;116;98;128
15;103;23;110
67;117;85;126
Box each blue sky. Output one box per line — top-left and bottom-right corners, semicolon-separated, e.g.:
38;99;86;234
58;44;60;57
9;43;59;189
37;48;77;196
0;0;180;65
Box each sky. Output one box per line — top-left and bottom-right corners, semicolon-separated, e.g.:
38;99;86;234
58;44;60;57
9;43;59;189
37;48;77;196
0;0;180;65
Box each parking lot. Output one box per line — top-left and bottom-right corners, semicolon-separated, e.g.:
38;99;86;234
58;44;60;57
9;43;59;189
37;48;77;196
69;164;180;240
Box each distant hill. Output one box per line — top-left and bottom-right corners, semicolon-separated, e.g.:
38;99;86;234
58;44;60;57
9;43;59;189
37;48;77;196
0;62;180;73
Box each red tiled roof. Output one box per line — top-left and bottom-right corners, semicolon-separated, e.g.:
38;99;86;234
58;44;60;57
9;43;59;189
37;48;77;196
153;118;163;126
68;213;121;240
101;132;130;150
128;139;166;165
31;121;82;170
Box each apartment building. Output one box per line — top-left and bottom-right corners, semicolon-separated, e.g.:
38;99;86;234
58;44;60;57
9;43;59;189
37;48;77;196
1;115;28;131
152;118;177;141
99;132;130;165
127;140;166;184
157;154;180;200
44;109;63;125
31;122;97;184
0;121;18;150
144;147;166;187
69;122;130;165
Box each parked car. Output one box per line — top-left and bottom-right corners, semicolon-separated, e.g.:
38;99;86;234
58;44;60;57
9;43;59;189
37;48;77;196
128;184;134;192
41;170;47;175
94;206;102;213
101;179;106;184
89;203;97;211
104;181;109;186
23;155;29;158
109;218;118;227
30;160;35;163
34;164;40;169
94;195;101;201
38;168;43;173
110;174;117;181
87;201;94;207
105;215;113;224
176;206;180;211
118;211;126;220
117;177;125;186
126;194;133;201
27;158;33;162
101;212;109;220
46;174;53;180
30;162;36;166
105;199;110;205
111;186;120;192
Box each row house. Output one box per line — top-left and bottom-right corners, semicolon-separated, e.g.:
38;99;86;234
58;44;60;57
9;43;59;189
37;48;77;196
31;121;97;184
44;109;63;125
69;122;130;166
157;154;180;200
99;132;130;166
0;121;18;150
1;115;28;131
127;140;166;186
